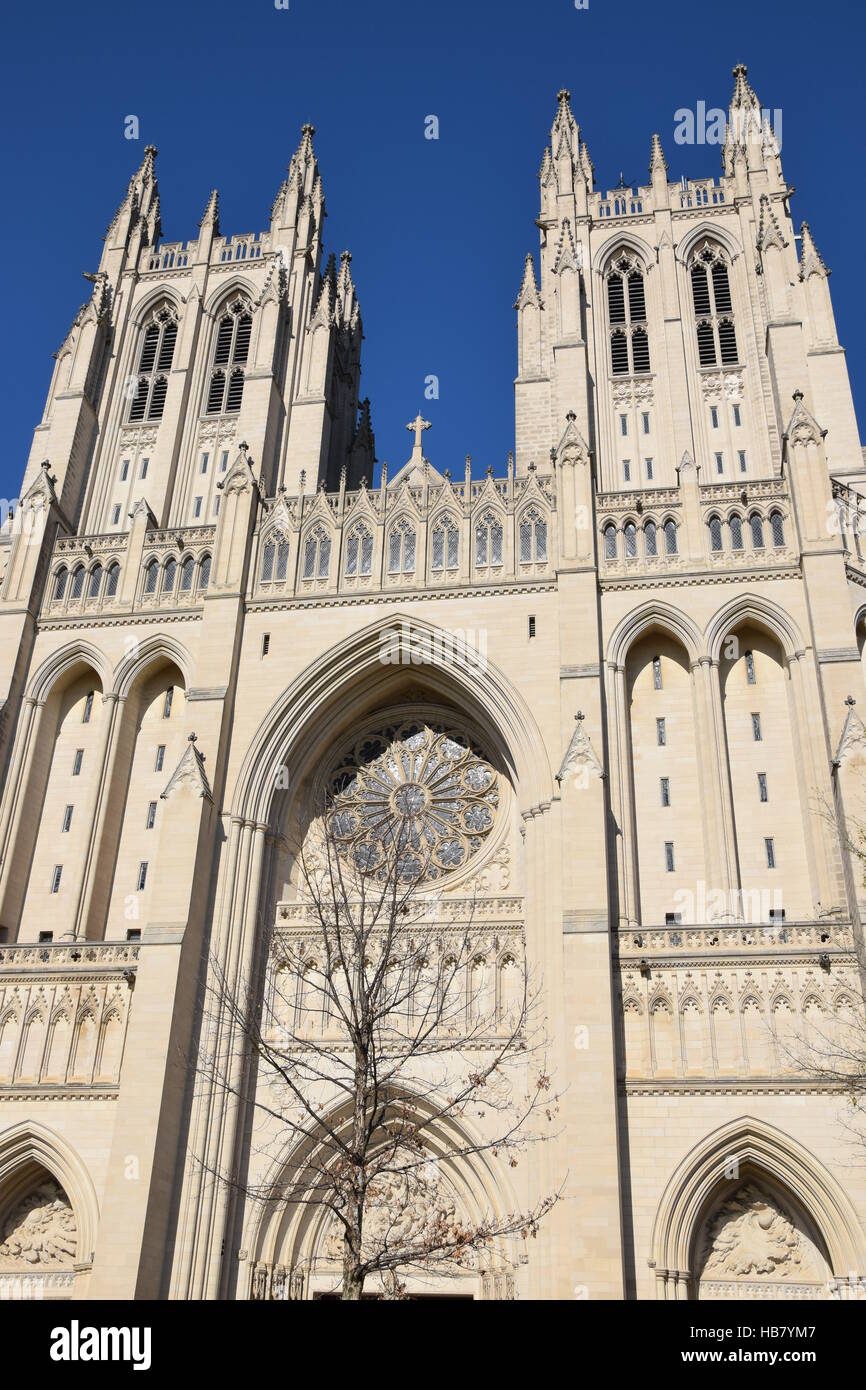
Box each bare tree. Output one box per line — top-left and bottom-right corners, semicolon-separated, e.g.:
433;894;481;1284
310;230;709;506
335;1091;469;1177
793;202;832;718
769;795;866;1146
193;797;560;1300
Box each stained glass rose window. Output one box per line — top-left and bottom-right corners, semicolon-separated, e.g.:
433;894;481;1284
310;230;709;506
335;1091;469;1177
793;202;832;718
326;721;499;882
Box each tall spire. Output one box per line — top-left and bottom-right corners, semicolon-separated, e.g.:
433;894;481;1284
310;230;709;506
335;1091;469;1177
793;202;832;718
199;188;220;233
727;62;764;170
731;62;761;113
104;143;159;242
649;132;668;179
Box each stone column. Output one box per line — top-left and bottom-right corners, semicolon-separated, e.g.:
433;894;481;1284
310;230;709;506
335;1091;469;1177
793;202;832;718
71;693;124;940
0;696;46;937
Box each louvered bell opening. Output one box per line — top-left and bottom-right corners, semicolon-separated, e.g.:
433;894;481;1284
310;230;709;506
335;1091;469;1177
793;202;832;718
225;370;244;413
233;315;252;364
206;371;226;414
129;378;149;422
691;265;711;317
610;330;629;375
627;272;646;323
696;321;717;367
631;329;650;374
718;319;738;365
214;316;233;365
147;375;168;420
607;274;626;325
711;262;733;315
157;320;177;371
139;324;159;373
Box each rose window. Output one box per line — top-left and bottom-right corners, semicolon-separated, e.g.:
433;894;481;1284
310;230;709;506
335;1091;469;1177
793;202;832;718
327;722;499;881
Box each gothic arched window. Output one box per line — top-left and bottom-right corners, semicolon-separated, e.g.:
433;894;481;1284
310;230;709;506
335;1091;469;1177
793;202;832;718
345;525;373;577
70;564;85;600
431;516;459;572
128;306;177;422
708;514;723;552
606;253;651;376
519;508;548;563
87;564;103;599
644;520;657;557
143;558;158;594
387;519;416;575
730;513;744;551
180;555;195;592
163;557;177;594
603;522;618;559
475;511;503;567
690;244;739;368
770;510;785;547
53;567;68;601
261;533;290;583
205;300;252;415
105;562;120;598
749;512;764;549
303;525;331;580
199;554;212;590
624;520;637;558
663;518;678;555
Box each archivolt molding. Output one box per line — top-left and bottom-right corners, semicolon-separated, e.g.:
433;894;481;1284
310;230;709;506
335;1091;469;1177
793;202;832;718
705;593;805;664
0;1121;99;1267
231;614;554;825
111;633;193;698
606;601;703;668
26;641;113;704
674;221;743;267
592;230;655;278
245;1092;521;1281
650;1116;866;1282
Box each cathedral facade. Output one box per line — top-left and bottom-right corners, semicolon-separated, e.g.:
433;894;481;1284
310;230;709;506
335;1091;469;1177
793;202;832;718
2;64;866;1300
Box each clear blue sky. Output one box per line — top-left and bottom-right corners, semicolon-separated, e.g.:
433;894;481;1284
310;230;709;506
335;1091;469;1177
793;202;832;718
2;0;863;501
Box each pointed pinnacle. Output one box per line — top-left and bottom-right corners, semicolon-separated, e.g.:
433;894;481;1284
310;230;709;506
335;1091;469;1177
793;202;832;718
649;132;668;177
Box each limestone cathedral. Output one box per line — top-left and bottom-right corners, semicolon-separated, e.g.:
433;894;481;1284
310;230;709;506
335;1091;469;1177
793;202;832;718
1;62;866;1302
